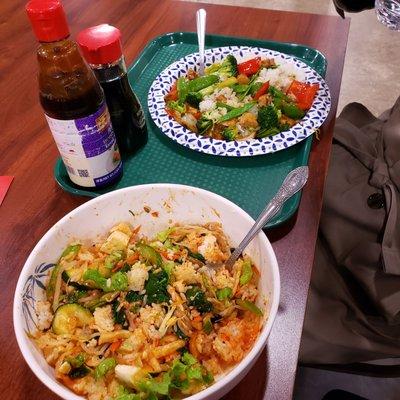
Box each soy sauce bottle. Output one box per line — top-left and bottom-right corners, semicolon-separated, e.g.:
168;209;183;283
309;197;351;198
25;0;122;188
77;24;147;157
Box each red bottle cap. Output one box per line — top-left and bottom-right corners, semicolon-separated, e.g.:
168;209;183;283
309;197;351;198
26;0;70;42
77;24;122;65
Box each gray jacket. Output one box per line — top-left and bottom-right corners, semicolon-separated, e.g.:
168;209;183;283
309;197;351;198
300;99;400;364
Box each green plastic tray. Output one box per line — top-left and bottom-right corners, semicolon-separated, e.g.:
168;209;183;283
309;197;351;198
55;32;327;228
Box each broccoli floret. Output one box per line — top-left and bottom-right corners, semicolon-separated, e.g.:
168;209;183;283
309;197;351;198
279;122;291;132
112;300;127;326
125;290;144;303
221;55;238;77
222;127;237;141
257;105;279;130
207;54;238;80
196;116;213;135
186;92;203;108
69;365;90;379
145;270;170;304
186;286;212;313
167;100;185;114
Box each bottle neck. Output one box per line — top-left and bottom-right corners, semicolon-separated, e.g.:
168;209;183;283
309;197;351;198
38;34;70;45
89;56;127;83
36;37;104;119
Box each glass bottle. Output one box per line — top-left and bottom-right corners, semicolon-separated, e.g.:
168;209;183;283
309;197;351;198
77;24;147;157
26;0;122;188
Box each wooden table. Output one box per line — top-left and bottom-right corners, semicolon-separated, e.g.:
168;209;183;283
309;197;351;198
0;1;349;398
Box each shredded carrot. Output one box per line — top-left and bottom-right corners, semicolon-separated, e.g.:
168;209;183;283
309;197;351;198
112;260;125;273
126;252;139;264
129;225;142;243
159;250;171;260
193;315;202;322
159;250;180;261
132;225;141;235
110;340;122;353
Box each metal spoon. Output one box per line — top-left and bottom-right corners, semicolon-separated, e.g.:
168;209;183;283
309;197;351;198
224;166;309;270
196;8;206;75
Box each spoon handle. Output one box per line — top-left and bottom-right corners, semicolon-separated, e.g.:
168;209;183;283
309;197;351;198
196;9;206;75
225;166;309;269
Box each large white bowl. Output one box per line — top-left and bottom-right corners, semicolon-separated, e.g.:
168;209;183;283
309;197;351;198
13;184;280;400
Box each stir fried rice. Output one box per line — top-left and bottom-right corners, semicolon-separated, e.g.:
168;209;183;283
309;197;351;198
33;222;264;400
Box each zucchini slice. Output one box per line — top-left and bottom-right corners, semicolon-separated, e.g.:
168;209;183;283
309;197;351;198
52;303;94;334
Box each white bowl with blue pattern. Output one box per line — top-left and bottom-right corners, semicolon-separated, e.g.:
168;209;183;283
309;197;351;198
13;184;280;400
148;46;331;157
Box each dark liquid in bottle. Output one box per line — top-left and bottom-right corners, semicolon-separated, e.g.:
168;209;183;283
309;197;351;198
38;40;104;120
40;84;103;120
98;72;147;156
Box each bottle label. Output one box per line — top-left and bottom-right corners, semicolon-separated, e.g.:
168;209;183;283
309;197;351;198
45;102;122;187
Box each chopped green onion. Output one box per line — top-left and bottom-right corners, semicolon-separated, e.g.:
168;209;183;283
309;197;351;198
236;299;263;316
95;357;116;379
216;287;233;301
239;260;253;285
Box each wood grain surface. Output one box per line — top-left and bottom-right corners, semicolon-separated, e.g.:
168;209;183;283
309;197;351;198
0;1;349;399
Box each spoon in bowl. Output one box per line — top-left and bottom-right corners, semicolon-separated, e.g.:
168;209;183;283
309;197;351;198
223;166;309;270
196;8;206;75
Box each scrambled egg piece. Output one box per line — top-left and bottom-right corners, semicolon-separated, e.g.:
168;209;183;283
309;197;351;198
110;223;133;236
93;305;114;332
173;261;200;284
197;234;226;263
198;234;216;257
100;230;130;254
127;262;149;292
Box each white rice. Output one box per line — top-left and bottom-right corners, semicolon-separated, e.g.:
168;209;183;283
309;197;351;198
203;107;227;121
199;98;216;113
36;300;53;331
196;63;305;126
256;62;306;90
199;87;243;121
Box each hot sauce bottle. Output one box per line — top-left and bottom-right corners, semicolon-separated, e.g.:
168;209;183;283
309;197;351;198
26;0;122;188
77;24;147;157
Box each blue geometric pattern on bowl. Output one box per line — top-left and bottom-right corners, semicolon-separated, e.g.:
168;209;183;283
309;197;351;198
21;263;54;333
148;46;331;157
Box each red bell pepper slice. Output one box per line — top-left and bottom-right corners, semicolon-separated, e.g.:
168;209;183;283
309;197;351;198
237;57;261;76
287;80;319;110
254;81;270;100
